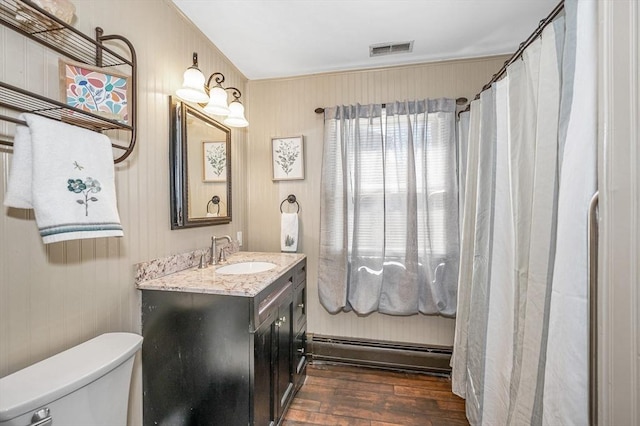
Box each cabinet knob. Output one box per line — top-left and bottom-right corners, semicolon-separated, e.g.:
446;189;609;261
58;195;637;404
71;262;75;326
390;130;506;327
279;316;287;323
275;320;282;327
297;348;304;354
297;303;304;309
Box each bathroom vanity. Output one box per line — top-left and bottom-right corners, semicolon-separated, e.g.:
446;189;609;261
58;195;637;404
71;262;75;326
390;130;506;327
137;252;307;426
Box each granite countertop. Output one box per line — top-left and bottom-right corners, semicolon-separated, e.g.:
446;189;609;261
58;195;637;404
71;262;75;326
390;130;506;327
136;251;306;297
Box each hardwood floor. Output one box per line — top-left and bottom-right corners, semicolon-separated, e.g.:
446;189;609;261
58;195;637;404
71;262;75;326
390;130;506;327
283;362;469;426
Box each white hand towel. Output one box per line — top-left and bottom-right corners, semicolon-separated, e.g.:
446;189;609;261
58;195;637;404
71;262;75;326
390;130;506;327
280;212;298;252
4;113;124;244
4;124;33;209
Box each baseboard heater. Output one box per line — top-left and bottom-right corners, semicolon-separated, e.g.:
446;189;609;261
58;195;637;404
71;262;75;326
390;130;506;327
308;334;452;376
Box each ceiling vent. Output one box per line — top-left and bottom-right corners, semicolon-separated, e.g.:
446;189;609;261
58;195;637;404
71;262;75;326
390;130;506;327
369;41;414;57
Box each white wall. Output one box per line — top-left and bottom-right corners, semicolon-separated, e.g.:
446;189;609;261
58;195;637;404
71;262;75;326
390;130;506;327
0;1;247;424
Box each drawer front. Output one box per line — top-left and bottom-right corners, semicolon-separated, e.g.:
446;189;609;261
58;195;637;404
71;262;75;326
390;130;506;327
253;276;293;331
294;260;306;287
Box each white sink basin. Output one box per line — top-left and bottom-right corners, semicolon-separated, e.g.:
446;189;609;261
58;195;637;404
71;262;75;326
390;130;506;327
216;261;277;275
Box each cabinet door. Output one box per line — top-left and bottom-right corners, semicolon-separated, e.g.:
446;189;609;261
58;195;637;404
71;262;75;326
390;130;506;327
254;319;275;425
293;281;306;333
276;298;294;419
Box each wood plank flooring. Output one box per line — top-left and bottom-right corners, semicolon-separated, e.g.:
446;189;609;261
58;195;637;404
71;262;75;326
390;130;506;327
283;363;469;426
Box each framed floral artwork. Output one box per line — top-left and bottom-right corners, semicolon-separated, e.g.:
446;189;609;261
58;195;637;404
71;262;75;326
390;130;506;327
59;58;131;124
272;136;305;180
203;141;227;182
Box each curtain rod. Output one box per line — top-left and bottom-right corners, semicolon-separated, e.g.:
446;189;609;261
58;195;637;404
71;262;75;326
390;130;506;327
460;0;565;114
314;98;469;114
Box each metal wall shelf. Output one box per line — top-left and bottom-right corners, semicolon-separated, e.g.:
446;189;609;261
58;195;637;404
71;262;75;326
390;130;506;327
0;0;137;163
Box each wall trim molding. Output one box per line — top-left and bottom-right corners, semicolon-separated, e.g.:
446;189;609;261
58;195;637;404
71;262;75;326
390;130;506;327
308;334;452;376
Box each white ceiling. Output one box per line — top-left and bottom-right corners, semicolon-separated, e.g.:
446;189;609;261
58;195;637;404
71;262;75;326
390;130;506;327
171;0;559;81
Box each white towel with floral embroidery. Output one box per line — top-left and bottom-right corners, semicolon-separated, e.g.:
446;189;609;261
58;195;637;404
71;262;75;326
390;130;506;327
4;113;123;243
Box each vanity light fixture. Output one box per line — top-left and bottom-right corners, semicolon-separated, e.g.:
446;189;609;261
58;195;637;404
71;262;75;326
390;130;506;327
176;53;209;103
222;93;249;128
176;52;249;128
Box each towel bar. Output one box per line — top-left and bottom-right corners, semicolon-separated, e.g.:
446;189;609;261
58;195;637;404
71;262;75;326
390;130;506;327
0;0;138;164
588;191;599;426
207;196;221;216
280;194;300;213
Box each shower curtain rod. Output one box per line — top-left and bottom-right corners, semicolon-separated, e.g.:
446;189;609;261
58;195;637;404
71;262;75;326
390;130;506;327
459;0;565;114
314;98;469;114
315;104;386;114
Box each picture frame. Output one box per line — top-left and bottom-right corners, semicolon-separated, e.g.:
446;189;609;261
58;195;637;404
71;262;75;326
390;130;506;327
59;58;131;124
202;141;227;182
272;136;305;181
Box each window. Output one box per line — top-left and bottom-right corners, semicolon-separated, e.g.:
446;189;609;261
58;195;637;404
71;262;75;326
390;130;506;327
344;109;454;257
318;100;460;316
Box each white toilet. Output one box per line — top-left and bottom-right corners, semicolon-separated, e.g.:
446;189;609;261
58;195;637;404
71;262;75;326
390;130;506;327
0;332;142;426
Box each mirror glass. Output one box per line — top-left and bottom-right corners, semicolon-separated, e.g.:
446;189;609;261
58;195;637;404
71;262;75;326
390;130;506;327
170;96;232;228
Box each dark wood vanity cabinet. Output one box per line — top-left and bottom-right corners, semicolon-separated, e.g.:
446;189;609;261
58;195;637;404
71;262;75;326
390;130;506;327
141;258;307;426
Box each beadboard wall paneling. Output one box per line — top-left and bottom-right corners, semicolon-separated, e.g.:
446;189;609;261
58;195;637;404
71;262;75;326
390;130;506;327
245;57;508;346
0;1;247;424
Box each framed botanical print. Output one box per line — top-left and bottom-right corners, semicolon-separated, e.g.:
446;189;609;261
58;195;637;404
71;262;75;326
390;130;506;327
272;136;304;181
203;141;227;182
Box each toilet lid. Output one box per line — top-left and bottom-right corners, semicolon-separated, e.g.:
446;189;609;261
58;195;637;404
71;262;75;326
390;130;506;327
0;332;142;422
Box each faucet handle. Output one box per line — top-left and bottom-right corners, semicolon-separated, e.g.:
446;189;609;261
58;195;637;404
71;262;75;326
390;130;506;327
218;248;227;263
210;236;217;266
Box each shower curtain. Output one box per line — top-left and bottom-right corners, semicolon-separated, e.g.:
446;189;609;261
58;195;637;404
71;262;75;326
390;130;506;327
451;0;597;425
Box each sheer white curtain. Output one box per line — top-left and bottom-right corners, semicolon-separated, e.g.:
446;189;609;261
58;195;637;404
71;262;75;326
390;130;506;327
451;0;597;424
318;99;459;316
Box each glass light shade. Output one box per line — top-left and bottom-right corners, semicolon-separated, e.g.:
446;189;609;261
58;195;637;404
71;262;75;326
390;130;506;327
176;66;209;103
203;85;230;116
223;101;249;127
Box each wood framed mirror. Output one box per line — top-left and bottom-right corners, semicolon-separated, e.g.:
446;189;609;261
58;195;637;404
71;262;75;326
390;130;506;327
170;96;232;228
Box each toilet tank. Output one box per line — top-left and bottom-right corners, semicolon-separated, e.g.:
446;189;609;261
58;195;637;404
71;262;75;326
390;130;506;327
0;332;142;426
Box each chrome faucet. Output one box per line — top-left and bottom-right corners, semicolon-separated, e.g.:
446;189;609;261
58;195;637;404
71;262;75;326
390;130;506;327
210;235;232;265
